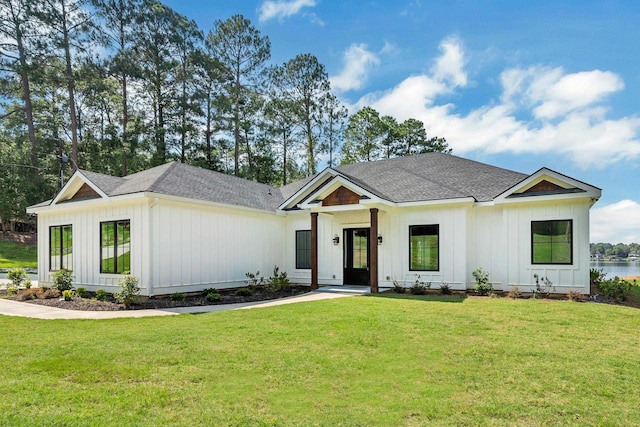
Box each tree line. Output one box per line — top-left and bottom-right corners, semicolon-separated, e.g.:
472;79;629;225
590;243;640;259
0;0;449;231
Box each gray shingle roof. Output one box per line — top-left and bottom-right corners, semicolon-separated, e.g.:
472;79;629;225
75;162;281;212
48;154;529;212
334;153;527;202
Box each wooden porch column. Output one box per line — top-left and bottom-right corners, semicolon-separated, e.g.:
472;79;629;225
369;208;379;293
311;212;318;290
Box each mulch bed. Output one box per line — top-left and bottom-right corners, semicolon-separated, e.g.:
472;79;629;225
1;286;310;311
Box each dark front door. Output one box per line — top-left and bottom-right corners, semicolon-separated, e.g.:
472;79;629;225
343;228;370;285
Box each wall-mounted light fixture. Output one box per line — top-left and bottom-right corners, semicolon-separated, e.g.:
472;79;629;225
333;234;340;245
377;233;383;245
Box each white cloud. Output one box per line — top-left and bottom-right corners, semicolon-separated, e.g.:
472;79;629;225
355;36;640;168
330;44;380;93
258;0;316;23
431;37;467;88
591;200;640;243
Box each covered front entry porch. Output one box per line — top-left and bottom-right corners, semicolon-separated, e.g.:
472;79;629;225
310;207;381;293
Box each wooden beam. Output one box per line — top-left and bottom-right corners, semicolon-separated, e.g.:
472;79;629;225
311;212;318;290
369;208;379;293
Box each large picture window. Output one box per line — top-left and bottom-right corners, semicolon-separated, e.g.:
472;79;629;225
101;220;131;273
410;225;439;271
296;230;311;269
50;225;72;271
531;220;573;265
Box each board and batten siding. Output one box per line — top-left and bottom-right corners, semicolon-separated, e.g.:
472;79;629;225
378;205;469;290
148;199;286;295
467;199;591;293
35;199;149;292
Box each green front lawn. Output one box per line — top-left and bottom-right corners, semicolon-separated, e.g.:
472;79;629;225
1;296;639;426
0;239;37;269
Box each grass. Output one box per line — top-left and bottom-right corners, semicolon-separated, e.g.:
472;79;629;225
1;296;639;426
0;239;37;269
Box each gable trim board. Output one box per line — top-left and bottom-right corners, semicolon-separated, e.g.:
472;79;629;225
27;153;601;296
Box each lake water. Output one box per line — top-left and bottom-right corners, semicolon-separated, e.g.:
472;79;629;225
590;261;640;279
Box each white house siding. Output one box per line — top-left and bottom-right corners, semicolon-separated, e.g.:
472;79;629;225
467;199;591;293
148;199;286;295
35;198;149;292
380;204;469;290
466;205;508;291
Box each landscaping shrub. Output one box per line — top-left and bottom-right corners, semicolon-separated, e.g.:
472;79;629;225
598;277;631;303
472;267;492;296
439;283;452;295
7;285;18;295
235;287;254;297
590;268;606;289
40;289;60;299
245;271;264;288
265;266;290;292
410;277;430;295
533;274;554;298
52;269;74;291
114;275;141;307
507;286;523;299
566;289;585;302
75;287;87;298
62;290;74;301
95;289;107;301
6;267;27;288
17;288;39;301
391;280;406;294
205;290;221;303
23;278;32;289
170;292;186;302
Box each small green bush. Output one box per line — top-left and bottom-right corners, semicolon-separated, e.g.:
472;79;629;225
52;269;74;291
114;275;141;307
170;292;186;302
472;267;492;295
75;287;87;298
7;285;18;295
265;265;290;292
62;289;74;301
23;278;32;289
245;271;264;288
205;291;221;303
95;289;107;301
598;277;631;302
439;283;452;295
410;277;430;295
235;287;254;297
391;280;406;294
6;268;27;288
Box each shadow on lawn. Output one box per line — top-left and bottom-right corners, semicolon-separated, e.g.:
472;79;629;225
368;293;467;303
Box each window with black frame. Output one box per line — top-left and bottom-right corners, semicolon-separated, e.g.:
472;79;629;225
531;220;573;264
409;224;439;271
100;220;131;273
296;230;311;269
50;225;72;271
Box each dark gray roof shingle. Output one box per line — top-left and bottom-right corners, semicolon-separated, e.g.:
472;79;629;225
52;154;528;211
334;153;527;202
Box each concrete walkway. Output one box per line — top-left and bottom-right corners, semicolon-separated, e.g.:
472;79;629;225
0;290;358;320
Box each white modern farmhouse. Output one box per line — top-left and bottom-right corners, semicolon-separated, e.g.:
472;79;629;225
27;153;601;296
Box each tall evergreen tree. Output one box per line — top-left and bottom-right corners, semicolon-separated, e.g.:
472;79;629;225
92;0;144;175
0;0;40;176
206;15;270;176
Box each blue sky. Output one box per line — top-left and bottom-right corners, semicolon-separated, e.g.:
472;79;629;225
163;0;640;244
